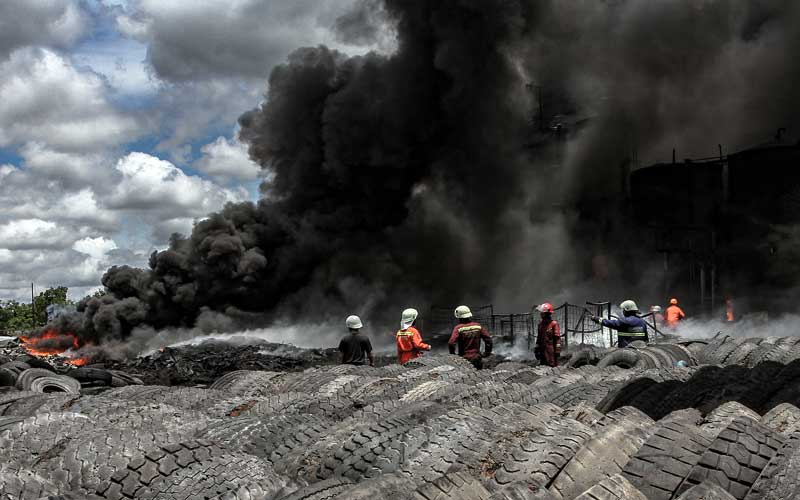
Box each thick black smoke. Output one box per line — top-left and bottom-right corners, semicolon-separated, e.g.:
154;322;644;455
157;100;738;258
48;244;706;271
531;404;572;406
56;0;800;344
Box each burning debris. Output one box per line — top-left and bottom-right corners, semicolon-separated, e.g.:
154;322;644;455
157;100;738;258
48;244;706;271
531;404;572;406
19;330;90;366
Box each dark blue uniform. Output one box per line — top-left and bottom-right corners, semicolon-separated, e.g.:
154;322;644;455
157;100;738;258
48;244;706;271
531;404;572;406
600;316;649;347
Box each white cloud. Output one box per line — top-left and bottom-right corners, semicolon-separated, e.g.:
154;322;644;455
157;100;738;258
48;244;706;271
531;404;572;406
0;48;141;152
72;38;156;98
0;165;119;232
0;219;84;250
73;236;118;260
106;152;249;241
117;0;372;82
109;152;247;214
194;135;261;182
18;143;115;188
0;243;140;302
0;0;88;59
152;79;263;162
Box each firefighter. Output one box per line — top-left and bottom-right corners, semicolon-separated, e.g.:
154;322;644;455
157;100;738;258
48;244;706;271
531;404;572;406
395;308;430;364
591;300;649;348
535;303;561;367
650;305;665;329
338;315;374;366
665;298;686;328
448;305;493;369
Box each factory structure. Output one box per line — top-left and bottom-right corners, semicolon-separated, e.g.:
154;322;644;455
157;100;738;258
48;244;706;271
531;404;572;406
629;134;800;319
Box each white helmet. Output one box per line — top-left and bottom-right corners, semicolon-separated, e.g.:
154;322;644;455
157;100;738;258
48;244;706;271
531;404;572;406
454;305;472;319
620;300;639;313
346;315;363;329
401;308;418;330
650;305;662;313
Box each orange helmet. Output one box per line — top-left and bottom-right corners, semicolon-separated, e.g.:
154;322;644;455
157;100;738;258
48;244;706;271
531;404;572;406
670;298;678;305
538;303;555;314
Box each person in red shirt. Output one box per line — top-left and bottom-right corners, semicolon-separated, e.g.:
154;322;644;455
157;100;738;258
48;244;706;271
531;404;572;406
395;308;430;364
665;298;686;328
535;302;561;367
448;305;493;369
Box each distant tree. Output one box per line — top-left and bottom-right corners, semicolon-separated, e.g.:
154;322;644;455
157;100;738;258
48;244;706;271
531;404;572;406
0;300;34;332
0;286;71;332
34;286;70;325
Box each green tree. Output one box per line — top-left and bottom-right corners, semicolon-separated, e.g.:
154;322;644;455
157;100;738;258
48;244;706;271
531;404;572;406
0;300;34;332
33;286;70;325
0;286;71;332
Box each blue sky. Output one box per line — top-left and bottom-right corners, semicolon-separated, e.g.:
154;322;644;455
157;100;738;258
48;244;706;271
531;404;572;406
0;0;382;301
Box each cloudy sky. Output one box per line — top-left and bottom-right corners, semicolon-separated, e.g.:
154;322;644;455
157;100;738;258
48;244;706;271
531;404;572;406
0;0;387;302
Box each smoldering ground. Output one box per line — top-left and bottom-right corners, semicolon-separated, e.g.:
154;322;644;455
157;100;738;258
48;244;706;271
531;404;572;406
43;0;800;348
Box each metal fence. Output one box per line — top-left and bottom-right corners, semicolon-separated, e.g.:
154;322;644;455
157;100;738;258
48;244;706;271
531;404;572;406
426;301;643;350
426;305;496;344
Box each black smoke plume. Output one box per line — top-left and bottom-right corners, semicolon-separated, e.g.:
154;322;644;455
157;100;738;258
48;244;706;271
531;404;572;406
51;0;800;345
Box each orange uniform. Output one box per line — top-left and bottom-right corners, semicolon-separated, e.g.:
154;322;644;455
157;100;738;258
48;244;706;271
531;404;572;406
395;326;430;364
665;305;685;327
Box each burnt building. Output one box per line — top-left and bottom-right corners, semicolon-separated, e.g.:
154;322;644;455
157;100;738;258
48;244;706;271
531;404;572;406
630;139;800;317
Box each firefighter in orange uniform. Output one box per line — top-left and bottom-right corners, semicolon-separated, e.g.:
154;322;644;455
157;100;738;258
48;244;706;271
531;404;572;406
395;308;431;364
665;298;686;328
535;303;561;367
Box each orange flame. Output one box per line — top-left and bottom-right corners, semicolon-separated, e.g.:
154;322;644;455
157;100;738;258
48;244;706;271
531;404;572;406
66;357;90;366
21;330;90;365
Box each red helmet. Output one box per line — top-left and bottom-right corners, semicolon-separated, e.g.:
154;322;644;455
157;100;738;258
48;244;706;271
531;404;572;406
538;303;555;314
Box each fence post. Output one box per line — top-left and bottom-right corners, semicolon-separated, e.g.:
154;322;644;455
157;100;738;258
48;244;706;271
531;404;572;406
509;314;515;344
563;304;569;351
581;318;585;346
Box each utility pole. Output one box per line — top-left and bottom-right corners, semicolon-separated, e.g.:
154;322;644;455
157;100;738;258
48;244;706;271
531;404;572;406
31;282;35;327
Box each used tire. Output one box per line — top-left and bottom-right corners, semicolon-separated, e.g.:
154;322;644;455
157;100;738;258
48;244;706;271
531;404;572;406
68;368;112;386
96;440;286;500
700;402;760;438
273;477;355;500
0;368;17;387
409;471;491;500
595;378;657;414
745;438;800;500
485;417;594;490
597;349;641;369
622;419;714;500
675;417;785;500
29;375;81;394
760;403;800;437
489;481;556;499
549;411;654;499
574;474;647;500
15;369;54;391
675;481;736;499
726;343;760;367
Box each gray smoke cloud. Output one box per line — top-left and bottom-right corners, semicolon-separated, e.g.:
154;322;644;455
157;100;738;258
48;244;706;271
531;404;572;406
45;0;800;347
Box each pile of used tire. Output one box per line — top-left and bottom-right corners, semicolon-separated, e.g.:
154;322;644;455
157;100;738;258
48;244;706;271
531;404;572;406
2;341;800;500
0;358;143;394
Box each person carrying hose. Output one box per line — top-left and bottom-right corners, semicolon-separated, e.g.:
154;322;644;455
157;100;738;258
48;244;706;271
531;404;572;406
395;308;430;364
591;300;649;348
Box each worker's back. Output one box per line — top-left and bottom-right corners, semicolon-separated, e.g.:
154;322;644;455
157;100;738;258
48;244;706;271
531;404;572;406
604;315;649;347
665;305;685;326
339;332;372;365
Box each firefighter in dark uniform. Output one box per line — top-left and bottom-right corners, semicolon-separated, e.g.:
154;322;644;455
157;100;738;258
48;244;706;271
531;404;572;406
591;300;649;348
448;305;493;369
